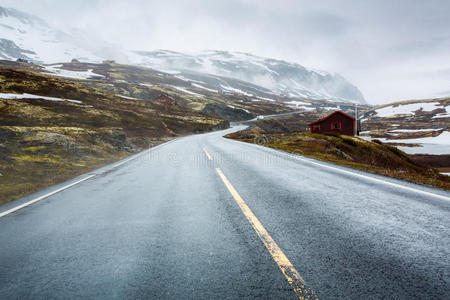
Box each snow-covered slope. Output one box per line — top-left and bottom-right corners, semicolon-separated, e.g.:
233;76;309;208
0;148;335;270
369;100;449;119
128;50;366;104
360;98;450;154
0;6;366;104
0;7;101;63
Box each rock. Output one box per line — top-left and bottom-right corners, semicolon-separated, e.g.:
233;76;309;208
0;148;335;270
0;128;17;143
334;148;353;160
201;103;253;122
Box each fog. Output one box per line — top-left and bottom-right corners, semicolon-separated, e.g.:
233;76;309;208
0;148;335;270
3;0;450;104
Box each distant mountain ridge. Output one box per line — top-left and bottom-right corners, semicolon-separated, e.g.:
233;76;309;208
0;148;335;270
129;49;366;104
0;6;366;104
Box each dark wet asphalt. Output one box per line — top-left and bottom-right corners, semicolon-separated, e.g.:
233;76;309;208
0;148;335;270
1;126;449;299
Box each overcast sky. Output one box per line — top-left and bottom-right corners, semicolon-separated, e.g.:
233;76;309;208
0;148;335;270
3;0;450;104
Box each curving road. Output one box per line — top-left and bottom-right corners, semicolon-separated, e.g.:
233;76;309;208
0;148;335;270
1;126;449;299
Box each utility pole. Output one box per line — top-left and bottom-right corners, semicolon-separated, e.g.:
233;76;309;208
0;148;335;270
354;103;358;136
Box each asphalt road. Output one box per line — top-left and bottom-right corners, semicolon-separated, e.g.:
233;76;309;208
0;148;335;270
1;126;449;299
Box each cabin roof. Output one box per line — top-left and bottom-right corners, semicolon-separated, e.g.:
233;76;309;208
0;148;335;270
309;110;355;126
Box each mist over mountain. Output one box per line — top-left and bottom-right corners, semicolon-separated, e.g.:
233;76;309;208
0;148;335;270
0;6;366;104
0;7;103;63
130;50;366;104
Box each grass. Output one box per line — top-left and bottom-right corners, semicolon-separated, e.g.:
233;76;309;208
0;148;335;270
226;129;450;191
0;66;228;204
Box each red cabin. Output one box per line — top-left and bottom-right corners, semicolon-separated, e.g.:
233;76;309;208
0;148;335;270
156;94;177;105
309;111;356;136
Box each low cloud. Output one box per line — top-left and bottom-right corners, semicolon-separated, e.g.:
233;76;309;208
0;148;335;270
3;0;450;104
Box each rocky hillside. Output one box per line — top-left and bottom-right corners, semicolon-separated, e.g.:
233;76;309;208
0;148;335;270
2;60;371;123
0;65;226;204
10;60;294;120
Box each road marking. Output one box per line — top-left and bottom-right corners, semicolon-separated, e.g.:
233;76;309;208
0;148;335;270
203;147;213;160
112;154;144;169
0;138;179;218
234;140;450;202
216;168;318;300
296;156;450;201
0;174;96;218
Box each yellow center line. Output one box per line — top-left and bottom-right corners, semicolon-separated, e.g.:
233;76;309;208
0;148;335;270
215;168;318;300
203;147;213;160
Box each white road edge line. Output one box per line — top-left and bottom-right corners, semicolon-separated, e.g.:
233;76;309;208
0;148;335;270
0;174;96;218
295;156;450;201
110;138;178;169
1;138;180;218
228;136;450;202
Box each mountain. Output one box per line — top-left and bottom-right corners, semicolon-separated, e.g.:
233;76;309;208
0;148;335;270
128;50;366;104
0;6;366;104
0;7;101;63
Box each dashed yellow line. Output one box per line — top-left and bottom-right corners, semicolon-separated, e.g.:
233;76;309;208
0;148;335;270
216;168;318;300
203;147;213;160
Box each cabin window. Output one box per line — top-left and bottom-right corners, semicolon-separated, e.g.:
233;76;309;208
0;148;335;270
331;122;341;129
313;125;320;131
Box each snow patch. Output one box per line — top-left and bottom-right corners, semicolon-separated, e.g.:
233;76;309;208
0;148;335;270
44;65;104;80
374;102;441;117
389;128;443;133
171;86;204;97
388;131;450;145
376;131;450;155
118;95;138;100
174;75;206;84
139;83;153;87
191;83;218;93
220;84;253;97
157;69;180;75
298;106;316;111
0;92;83;104
227;104;250;113
284;100;311;107
256;96;276;102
